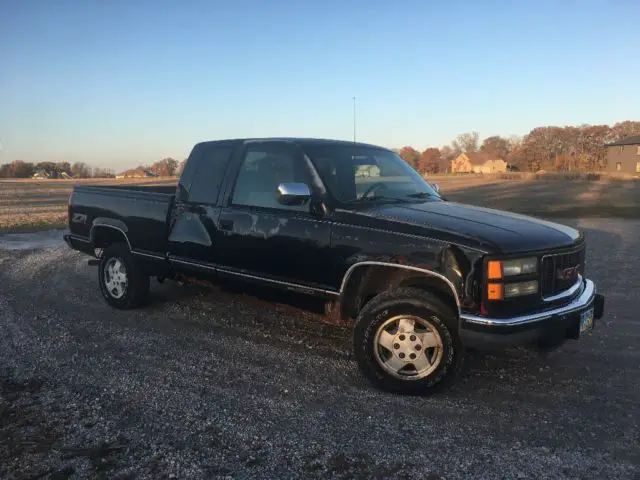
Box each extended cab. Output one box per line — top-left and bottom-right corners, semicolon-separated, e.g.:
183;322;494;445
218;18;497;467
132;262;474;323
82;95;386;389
64;138;606;394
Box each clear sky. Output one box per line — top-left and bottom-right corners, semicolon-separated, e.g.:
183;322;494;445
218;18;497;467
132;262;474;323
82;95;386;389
1;0;639;170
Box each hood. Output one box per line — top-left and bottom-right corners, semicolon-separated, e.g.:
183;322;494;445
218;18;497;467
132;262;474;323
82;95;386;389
340;200;581;254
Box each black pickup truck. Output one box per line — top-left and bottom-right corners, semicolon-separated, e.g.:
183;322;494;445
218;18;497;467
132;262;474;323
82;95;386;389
64;138;605;394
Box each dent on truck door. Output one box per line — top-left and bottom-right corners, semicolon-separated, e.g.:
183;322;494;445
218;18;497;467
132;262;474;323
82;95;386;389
168;204;221;262
167;144;234;265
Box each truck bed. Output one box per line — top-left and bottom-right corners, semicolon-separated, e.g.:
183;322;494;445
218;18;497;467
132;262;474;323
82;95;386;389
68;184;175;254
92;184;177;195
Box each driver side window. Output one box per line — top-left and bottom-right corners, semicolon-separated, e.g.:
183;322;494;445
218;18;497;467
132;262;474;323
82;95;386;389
231;145;310;211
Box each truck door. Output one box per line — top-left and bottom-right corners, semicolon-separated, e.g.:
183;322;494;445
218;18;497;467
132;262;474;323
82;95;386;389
214;141;334;292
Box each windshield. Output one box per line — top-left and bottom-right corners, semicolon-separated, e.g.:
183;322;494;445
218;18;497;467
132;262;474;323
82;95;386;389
303;144;441;204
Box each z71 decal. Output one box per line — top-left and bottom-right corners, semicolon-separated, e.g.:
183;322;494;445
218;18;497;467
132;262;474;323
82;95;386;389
72;213;88;224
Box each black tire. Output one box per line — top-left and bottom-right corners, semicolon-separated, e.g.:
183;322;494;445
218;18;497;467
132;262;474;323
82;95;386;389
353;287;464;395
98;243;150;310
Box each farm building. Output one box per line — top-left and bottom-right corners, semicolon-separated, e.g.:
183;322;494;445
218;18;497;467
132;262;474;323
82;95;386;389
32;170;73;179
604;136;640;174
451;152;508;174
32;170;50;179
115;167;159;179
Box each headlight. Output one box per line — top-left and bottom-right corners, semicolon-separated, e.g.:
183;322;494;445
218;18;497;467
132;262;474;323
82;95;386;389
504;280;538;298
488;257;537;278
486;257;539;301
503;258;537;276
487;280;539;300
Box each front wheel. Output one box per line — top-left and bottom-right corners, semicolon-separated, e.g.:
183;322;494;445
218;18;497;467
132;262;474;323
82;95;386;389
98;243;150;310
353;287;464;395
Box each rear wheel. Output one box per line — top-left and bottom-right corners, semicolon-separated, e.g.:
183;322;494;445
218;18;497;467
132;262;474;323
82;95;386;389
353;287;464;394
98;243;150;309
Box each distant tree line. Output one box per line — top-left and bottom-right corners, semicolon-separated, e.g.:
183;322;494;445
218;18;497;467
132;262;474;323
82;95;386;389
0;157;184;179
2;120;638;178
0;160;115;179
395;120;640;174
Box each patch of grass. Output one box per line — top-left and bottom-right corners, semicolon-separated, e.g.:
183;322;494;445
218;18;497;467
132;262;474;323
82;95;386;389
0;215;68;234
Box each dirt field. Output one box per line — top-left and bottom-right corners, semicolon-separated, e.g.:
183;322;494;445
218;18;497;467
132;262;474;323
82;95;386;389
1;175;639;233
0;218;639;479
0;178;177;233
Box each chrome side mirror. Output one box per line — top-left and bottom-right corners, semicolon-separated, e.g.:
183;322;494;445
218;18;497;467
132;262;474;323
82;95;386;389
432;183;440;194
277;182;311;206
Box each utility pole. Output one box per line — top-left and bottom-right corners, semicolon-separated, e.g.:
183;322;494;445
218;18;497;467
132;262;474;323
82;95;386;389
352;96;356;142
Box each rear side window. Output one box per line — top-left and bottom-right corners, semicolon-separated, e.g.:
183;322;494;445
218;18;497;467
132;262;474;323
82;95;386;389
188;145;234;204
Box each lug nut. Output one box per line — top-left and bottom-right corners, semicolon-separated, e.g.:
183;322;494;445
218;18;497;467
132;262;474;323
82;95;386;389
393;343;400;349
410;335;416;341
399;353;405;359
399;335;405;341
410;353;416;360
415;345;422;351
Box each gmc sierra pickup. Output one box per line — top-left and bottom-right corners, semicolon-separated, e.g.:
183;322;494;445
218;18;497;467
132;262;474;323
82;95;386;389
64;138;605;394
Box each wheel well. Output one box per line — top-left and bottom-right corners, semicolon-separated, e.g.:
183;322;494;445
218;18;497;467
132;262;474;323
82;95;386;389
397;276;458;319
341;265;459;321
92;226;130;250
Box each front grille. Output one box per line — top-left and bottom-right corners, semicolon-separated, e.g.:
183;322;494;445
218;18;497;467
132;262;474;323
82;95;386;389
541;246;585;299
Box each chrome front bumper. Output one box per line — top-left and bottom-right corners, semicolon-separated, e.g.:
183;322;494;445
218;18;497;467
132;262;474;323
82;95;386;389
461;278;602;328
459;278;605;349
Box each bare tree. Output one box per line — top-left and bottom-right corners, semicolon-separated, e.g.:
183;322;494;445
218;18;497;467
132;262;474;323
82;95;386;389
71;162;91;178
480;136;510;158
507;135;522;152
452;132;479;154
610;121;640;141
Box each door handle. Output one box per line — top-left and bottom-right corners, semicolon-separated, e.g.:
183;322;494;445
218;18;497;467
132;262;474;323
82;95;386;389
219;219;233;231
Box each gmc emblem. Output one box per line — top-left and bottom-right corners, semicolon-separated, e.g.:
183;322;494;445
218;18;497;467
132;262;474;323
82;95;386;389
557;265;580;281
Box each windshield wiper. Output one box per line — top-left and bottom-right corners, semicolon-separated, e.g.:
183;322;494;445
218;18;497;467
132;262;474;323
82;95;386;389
405;191;439;199
349;195;412;204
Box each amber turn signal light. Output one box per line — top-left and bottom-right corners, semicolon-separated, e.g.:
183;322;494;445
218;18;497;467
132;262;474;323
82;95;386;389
487;283;504;300
487;260;503;280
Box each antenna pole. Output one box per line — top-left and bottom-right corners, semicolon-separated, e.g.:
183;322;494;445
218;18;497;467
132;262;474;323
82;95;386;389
352;96;356;142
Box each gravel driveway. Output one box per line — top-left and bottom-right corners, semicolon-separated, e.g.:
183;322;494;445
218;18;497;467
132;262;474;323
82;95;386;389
1;218;638;479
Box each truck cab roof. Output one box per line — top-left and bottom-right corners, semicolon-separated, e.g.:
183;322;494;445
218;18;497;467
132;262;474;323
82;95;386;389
193;137;388;151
